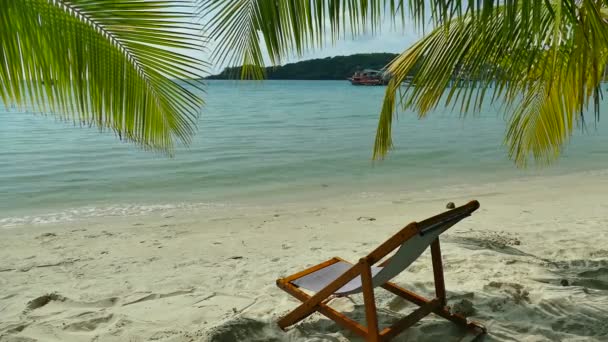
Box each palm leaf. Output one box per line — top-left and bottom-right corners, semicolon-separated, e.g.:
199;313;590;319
200;0;392;79
374;1;608;166
199;0;591;166
0;0;206;152
200;1;574;76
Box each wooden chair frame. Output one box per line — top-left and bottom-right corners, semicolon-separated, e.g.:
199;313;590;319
276;201;486;341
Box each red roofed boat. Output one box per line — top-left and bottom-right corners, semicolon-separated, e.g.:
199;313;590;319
348;69;388;86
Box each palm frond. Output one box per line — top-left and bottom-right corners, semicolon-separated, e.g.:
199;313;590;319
374;1;608;166
199;0;403;79
198;0;595;166
200;1;573;75
0;0;206;152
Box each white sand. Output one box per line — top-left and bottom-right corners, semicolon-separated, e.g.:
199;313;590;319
2;170;608;341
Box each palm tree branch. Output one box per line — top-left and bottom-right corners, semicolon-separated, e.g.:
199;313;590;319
374;1;608;166
1;0;206;152
200;0;577;75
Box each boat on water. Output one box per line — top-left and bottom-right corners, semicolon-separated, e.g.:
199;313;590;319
348;69;389;86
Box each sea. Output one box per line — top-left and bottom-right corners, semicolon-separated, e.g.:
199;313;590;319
2;80;608;227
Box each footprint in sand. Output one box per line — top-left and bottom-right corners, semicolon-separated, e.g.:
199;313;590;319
387;296;410;311
483;281;531;307
11;293;120;338
23;293;117;315
204;317;281;342
24;293;67;312
541;259;608;290
122;289;195;306
63;312;114;332
2;323;28;335
449;233;528;257
1;335;38;342
117;290;234;325
194;293;257;318
548;259;608;270
36;232;57;239
573;267;608;290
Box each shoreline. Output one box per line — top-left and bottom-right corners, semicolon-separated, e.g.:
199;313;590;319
2;169;608;341
3;166;608;229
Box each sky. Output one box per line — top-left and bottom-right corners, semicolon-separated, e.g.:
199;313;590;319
203;22;426;75
184;2;433;75
287;28;423;63
174;1;438;76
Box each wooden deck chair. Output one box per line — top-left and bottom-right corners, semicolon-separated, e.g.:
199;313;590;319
276;200;486;341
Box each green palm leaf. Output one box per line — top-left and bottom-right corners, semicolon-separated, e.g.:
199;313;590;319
374;1;608;166
200;0;594;167
1;0;206;152
198;0;413;79
200;0;573;75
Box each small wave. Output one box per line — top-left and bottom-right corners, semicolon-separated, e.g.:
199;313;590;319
0;202;226;229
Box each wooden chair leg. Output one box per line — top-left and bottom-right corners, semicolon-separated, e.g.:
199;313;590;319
361;261;380;341
430;238;446;306
277;280;369;338
379;299;441;340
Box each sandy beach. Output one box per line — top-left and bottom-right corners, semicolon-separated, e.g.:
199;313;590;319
2;169;608;342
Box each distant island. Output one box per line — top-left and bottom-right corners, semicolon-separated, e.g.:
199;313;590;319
206;53;398;80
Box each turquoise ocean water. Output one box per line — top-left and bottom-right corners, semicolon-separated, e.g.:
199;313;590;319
2;80;608;224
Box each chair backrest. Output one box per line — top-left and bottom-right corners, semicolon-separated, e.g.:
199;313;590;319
337;201;479;295
372;208;476;287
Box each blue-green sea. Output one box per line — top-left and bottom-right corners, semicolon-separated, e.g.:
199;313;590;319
2;80;608;225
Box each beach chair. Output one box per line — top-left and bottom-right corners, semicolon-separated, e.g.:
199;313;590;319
276;200;486;341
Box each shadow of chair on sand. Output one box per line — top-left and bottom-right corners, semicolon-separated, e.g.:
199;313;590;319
206;281;608;342
205;302;486;342
206;230;608;342
292;303;484;342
